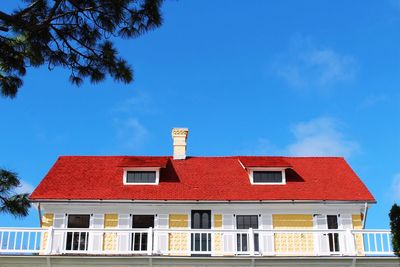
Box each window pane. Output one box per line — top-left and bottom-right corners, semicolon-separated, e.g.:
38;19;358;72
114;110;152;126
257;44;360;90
67;215;90;228
244;216;250;228
250;216;258;228
327;215;338;229
254;233;259;252
236;215;258;229
193;213;201;229
201;213;210;229
132;215;154;228
253;171;283;183
126;171;156;183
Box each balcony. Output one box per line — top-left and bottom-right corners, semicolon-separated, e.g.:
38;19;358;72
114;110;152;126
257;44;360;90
0;227;394;256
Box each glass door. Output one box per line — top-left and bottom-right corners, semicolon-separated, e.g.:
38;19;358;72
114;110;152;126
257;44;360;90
191;210;211;255
131;215;154;252
327;215;340;253
236;215;259;253
66;214;90;251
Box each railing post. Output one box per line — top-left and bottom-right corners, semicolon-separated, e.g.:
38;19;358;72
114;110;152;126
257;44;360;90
147;227;153;255
45;227;54;255
248;228;255;256
346;229;356;256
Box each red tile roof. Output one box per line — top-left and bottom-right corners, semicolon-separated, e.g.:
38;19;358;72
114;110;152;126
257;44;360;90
30;156;375;202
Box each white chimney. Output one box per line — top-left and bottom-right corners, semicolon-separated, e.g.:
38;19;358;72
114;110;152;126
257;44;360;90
172;128;189;160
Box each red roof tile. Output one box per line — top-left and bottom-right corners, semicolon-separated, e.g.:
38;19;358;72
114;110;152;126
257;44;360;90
118;156;169;167
239;156;292;168
30;156;375;202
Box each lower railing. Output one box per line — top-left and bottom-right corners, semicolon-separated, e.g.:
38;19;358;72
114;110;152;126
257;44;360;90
0;228;394;256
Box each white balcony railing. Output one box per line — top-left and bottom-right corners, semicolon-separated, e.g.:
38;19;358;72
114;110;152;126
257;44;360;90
0;227;395;256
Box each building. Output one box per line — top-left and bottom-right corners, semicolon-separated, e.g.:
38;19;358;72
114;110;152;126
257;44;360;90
0;128;397;266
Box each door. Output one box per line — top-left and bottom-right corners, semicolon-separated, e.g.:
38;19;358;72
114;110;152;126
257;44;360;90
236;215;259;253
66;214;90;251
327;215;340;253
131;215;154;252
191;210;211;255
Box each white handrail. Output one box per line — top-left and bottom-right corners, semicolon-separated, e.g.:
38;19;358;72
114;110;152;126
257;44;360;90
0;227;394;256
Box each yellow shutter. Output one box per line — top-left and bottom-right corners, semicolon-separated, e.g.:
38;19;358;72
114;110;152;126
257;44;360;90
40;213;54;251
352;214;364;255
214;214;222;228
41;213;54;228
213;214;223;254
169;214;188;255
169;214;188;228
273;214;314;254
103;214;118;251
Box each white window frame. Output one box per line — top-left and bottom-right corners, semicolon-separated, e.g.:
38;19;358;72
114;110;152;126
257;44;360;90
248;167;286;185
123;168;160;185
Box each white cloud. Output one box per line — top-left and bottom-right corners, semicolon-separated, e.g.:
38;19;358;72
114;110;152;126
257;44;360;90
14;180;35;194
110;91;154;152
359;94;388;109
114;117;149;150
391;173;400;200
273;35;356;90
240;117;359;158
112;91;154;114
286;117;359;157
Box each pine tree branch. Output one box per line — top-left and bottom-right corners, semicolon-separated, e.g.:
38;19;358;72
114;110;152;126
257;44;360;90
44;0;63;24
13;0;43;18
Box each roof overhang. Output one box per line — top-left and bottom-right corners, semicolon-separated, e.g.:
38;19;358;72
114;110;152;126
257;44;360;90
30;199;377;204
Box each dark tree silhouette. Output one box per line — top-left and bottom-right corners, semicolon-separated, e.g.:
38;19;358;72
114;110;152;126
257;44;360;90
0;0;163;98
0;169;31;217
389;203;400;256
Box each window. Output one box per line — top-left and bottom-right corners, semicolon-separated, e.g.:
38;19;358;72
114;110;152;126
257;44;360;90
131;215;155;251
249;168;286;184
124;169;160;184
66;214;90;251
236;215;259;253
253;171;282;183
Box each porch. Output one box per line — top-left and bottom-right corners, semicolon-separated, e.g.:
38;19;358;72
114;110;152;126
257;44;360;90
0;227;394;256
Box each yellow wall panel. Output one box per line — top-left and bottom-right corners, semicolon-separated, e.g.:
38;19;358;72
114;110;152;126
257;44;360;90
352;214;362;229
103;214;118;251
41;213;54;228
169;214;188;228
273;214;314;228
273;214;314;254
214;214;222;229
169;214;188;255
104;214;118;228
168;233;188;254
40;213;54;251
352;214;364;255
213;214;223;255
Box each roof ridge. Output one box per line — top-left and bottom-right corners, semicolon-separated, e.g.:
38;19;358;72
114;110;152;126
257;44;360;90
57;155;345;159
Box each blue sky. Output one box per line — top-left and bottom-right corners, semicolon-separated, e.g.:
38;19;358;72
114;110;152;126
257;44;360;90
1;0;399;228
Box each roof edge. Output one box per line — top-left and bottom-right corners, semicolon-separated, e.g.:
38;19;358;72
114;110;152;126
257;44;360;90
30;199;377;204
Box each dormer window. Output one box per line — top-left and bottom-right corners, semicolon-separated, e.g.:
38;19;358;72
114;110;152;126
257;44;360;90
123;168;160;185
249;168;286;185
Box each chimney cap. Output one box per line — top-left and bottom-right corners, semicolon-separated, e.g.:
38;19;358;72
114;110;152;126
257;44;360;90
172;128;189;136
